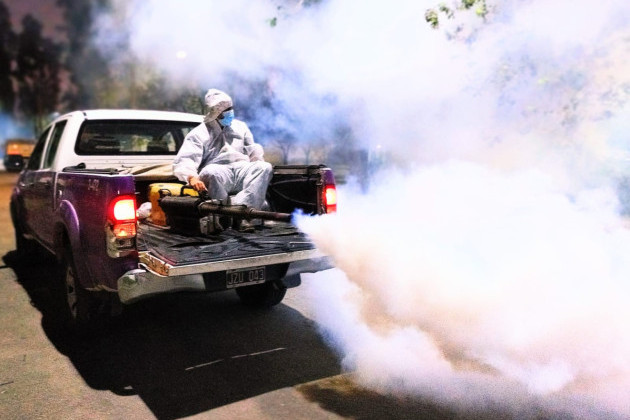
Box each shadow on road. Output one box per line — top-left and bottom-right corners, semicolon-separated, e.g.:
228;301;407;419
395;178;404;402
298;376;460;420
3;250;341;419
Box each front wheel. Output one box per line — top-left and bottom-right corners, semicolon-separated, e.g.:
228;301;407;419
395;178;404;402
10;201;39;258
235;281;287;308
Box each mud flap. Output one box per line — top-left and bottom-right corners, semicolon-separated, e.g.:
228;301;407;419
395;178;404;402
281;273;301;288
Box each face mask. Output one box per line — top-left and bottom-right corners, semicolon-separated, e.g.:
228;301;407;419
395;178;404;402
218;109;234;127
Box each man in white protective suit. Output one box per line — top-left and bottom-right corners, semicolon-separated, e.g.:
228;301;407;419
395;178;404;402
173;88;273;231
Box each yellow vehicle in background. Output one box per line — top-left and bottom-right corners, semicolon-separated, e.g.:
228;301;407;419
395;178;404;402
3;138;36;172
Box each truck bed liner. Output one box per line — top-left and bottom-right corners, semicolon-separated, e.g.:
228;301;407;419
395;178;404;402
137;221;316;267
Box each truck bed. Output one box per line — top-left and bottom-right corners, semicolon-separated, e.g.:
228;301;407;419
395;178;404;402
137;220;316;268
131;163;334;278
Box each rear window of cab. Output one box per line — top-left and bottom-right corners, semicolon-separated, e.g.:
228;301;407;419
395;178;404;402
75;120;198;155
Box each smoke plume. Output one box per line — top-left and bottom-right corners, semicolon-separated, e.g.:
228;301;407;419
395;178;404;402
298;163;630;417
101;0;630;417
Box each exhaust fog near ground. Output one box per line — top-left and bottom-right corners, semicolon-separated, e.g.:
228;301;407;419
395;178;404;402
103;0;630;417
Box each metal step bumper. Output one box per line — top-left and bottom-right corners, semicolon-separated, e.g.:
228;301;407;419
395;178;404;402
117;253;334;304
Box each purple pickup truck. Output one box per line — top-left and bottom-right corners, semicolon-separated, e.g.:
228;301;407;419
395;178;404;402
10;110;336;332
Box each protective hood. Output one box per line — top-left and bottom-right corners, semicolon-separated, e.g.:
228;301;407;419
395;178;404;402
203;88;233;123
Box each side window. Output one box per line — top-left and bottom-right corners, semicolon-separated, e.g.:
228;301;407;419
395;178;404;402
44;120;67;168
26;127;51;170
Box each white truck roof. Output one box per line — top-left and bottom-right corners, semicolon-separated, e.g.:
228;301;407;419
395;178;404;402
45;109;203;171
60;109;203;123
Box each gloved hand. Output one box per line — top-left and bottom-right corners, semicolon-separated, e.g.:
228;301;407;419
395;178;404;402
187;175;208;192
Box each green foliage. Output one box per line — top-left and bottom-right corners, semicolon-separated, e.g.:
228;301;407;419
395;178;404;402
425;9;440;29
439;4;455;18
267;0;325;29
425;0;488;29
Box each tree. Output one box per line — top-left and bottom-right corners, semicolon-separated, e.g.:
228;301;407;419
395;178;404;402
0;1;16;113
425;0;489;30
161;87;205;114
55;0;207;113
271;135;298;164
15;15;62;133
267;0;326;27
56;0;111;108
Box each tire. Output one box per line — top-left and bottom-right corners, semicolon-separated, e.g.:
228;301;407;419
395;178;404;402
14;223;35;257
58;247;99;333
235;281;287;308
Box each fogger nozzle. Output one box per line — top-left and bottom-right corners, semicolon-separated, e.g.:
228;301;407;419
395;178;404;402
158;196;293;223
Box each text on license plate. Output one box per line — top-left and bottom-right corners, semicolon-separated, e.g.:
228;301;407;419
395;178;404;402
226;267;266;288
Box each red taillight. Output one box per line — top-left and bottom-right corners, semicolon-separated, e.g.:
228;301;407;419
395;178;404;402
109;196;137;223
323;185;337;213
106;195;137;256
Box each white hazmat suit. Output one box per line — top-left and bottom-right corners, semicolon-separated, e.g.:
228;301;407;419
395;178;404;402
173;89;272;210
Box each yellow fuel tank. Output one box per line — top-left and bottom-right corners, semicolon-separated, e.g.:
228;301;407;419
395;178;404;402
147;183;198;226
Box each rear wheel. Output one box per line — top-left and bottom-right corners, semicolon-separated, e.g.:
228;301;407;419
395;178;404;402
235;281;287;308
58;247;99;333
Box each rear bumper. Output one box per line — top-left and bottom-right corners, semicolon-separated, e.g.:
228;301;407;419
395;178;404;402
117;256;334;304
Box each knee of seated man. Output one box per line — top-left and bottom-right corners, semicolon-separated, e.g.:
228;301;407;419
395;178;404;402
255;161;272;174
200;166;222;181
247;160;271;174
199;166;214;177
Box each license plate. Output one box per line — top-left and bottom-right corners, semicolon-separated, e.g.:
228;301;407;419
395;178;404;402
226;267;266;288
